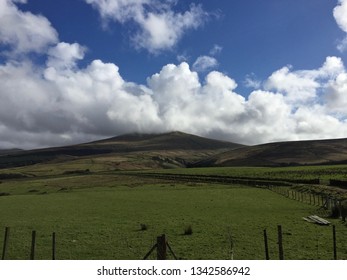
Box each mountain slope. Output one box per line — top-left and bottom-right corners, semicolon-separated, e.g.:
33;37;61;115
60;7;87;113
0;131;243;169
90;131;242;151
195;138;347;167
3;132;347;170
0;149;23;156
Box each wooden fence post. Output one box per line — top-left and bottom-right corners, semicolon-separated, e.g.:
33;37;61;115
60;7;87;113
157;234;167;260
333;225;337;260
333;199;337;211
263;229;270;260
2;227;10;260
328;197;331;210
52;232;56;260
277;225;284;260
30;230;36;260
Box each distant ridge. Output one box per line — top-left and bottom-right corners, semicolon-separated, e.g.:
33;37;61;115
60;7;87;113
194;137;347;167
2;132;347;169
0;148;23;156
0;131;242;169
91;131;243;151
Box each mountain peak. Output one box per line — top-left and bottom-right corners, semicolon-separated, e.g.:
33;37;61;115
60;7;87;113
93;131;243;151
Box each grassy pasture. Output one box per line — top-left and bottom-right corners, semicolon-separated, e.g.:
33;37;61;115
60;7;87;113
1;173;347;260
151;165;347;181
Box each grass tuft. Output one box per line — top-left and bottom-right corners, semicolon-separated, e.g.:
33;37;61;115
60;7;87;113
184;225;193;235
140;223;148;231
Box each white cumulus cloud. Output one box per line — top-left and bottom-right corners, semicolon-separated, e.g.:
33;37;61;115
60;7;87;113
265;66;320;104
334;0;347;33
47;42;86;70
334;0;347;51
209;44;223;56
244;74;262;89
2;1;347;149
3;54;347;149
192;55;219;72
265;57;345;104
0;0;58;54
85;0;207;53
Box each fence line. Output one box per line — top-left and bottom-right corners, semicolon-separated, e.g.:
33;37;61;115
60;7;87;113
1;226;342;260
268;186;345;219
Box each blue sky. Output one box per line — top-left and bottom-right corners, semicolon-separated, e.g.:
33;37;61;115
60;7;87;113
1;0;347;148
18;0;344;93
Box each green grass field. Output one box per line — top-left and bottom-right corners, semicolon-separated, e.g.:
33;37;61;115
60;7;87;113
151;165;347;181
1;173;346;260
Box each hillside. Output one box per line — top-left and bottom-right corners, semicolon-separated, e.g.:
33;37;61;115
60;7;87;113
195;138;347;167
2;132;347;170
0;131;242;169
90;131;242;151
0;149;23;156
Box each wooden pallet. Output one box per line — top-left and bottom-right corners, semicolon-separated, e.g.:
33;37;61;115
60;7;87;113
303;215;330;225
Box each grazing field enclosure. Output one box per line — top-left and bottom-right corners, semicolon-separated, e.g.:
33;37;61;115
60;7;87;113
1;172;347;260
150;165;347;181
1;133;347;260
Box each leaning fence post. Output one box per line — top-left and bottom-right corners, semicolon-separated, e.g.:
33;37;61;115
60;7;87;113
166;241;178;260
263;229;270;260
277;225;284;260
157;234;167;260
30;230;36;260
333;225;337;260
2;227;10;260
